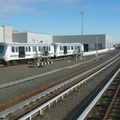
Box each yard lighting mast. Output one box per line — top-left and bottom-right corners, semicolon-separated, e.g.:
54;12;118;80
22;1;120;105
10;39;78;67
96;37;99;61
81;11;85;44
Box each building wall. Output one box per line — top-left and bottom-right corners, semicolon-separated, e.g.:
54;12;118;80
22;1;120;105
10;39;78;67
53;34;110;51
13;33;27;43
13;32;52;43
27;33;52;43
0;26;114;50
3;26;12;43
82;34;106;50
105;35;114;48
0;26;12;43
0;27;4;42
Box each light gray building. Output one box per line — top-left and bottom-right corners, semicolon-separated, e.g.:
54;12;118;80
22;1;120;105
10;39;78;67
53;34;114;51
0;26;114;52
13;32;53;44
0;26;12;43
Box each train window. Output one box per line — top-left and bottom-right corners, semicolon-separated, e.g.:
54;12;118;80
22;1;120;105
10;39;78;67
35;47;37;51
32;46;37;52
38;46;41;51
12;47;15;52
60;46;63;50
43;46;48;51
0;46;4;53
60;46;62;50
49;47;51;51
67;46;70;50
46;47;49;51
26;47;28;52
71;46;73;50
16;47;18;52
41;47;43;51
28;47;31;52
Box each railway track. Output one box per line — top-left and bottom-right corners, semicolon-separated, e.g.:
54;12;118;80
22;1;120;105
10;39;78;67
0;54;106;89
77;68;120;120
0;53;119;120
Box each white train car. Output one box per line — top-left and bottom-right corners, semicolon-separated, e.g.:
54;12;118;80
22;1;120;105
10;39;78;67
0;42;54;62
53;43;84;57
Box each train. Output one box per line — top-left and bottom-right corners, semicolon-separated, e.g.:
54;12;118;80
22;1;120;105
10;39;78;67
0;42;84;64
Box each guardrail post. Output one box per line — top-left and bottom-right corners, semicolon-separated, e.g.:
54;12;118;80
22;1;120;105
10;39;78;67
62;95;64;100
29;116;31;120
55;99;58;103
40;110;43;115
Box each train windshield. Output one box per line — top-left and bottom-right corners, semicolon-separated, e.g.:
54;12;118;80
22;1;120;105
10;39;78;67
0;46;4;53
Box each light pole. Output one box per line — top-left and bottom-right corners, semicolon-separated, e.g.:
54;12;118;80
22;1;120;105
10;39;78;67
96;37;99;61
81;11;84;44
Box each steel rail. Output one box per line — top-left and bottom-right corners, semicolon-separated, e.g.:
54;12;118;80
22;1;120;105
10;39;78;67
0;53;119;112
0;54;119;119
12;57;120;120
77;68;120;120
103;84;120;120
0;57;95;89
0;52;119;89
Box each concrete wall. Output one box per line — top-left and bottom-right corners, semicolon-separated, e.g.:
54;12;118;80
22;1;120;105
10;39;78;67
27;33;52;43
13;33;27;43
13;32;52;43
0;27;4;42
0;26;114;50
0;26;12;43
105;35;114;48
3;26;12;43
53;34;108;51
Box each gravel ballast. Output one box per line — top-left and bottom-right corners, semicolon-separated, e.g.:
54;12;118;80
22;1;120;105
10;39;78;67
0;50;119;112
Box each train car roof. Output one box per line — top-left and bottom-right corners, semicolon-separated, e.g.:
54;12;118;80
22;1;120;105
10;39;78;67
0;42;53;46
52;43;83;46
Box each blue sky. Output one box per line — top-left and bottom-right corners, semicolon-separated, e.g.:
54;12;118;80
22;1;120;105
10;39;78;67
0;0;120;43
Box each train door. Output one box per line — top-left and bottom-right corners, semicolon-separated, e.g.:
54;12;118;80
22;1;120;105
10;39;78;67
19;47;25;58
64;46;67;54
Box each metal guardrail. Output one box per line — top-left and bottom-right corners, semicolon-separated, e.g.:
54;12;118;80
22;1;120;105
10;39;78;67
77;68;120;120
18;57;120;120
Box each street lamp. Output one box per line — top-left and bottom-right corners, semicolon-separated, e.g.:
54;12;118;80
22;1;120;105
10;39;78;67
81;11;84;44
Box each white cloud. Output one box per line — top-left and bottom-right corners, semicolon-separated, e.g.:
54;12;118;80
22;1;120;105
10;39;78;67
0;0;83;18
0;0;39;17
